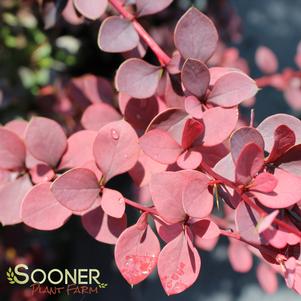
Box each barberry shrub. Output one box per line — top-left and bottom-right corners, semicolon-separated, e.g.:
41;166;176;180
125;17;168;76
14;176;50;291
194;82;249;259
1;0;301;296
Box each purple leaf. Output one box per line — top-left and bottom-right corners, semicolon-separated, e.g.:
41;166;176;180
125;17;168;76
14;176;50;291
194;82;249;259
0;128;26;170
181;59;210;97
158;230;201;295
114;214;160;285
98;16;139;53
93;120;140;181
21;182;71;230
73;0;107;20
51;168;100;212
82;206;127;244
115;58;162;99
136;0;173;17
208;72;258;107
174;7;218;61
25;117;67;167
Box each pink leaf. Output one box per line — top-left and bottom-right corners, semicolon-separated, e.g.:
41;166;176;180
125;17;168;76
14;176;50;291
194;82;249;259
114;215;160;285
208;72;258;107
256;262;278;294
182;177;213;219
0;175;32;226
228;239;253;273
29;164;55;184
184;96;203;119
0;128;26;170
21;182;71;230
139;129;182;165
277;144;301;176
255;46;278;74
257;210;279;234
209;67;238;86
115;58;162;99
136;0;173;17
267;125;296;162
284;86;301;111
230;127;265;163
235;143;264;185
181;119;204;150
59;130;97;169
257;114;301;153
51;168;100;212
93;120;140;181
81;103;121;131
4;119;28;138
176;149;202;170
202;107;238;146
154;218;182;243
252;168;301;209
25;117;67;167
190;219;220;242
158;230;201;295
82;206;127;244
73;0;107;20
174;7;218;61
250;172;278;193
181;59;210;97
98;16;139;52
101;188;125;218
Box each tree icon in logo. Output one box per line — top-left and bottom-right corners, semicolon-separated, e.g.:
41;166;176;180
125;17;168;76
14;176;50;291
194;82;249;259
6;267;16;284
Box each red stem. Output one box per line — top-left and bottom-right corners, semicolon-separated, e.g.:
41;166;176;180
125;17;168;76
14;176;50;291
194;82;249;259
201;161;301;239
124;198;157;215
108;0;171;66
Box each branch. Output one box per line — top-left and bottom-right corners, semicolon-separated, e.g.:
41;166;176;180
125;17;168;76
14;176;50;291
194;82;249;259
108;0;171;66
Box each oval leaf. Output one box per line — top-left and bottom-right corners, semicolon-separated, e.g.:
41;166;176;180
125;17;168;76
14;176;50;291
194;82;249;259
136;0;173;17
73;0;107;20
101;188;125;218
255;46;278;74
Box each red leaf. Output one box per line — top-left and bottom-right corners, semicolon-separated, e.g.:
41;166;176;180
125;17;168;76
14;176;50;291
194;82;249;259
181;119;204;150
21;182;71;230
277;144;301;176
0;128;26;170
257;114;301;153
114;215;160;285
101;188;125;218
235;143;264;185
98;16;139;53
139;129;182;165
25;117;67;167
228;239;253;273
176;149;202;170
82;206;127;244
230;127;265;163
202;107;238;146
267;125;296;162
59;130;97;169
115;58;162;99
208;72;258;107
158;230;201;295
51;168;100;212
256;262;278;294
93;120;140;181
255;46;278;74
0;175;32;226
182;177;213;219
81;103;121;131
73;0;107;20
181;59;210;97
252;168;301;209
136;0;173;17
174;7;218;61
184;96;203;119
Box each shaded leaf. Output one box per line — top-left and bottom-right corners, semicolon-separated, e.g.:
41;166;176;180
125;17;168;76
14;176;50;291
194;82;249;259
136;0;173;17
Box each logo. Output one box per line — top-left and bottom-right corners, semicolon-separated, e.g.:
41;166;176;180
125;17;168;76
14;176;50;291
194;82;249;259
6;264;108;296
